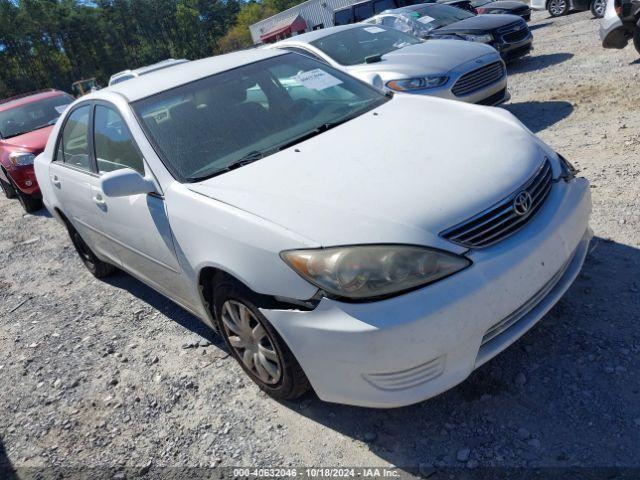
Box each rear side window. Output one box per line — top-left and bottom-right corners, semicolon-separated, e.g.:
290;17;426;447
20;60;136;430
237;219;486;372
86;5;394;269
94;105;145;175
354;2;375;21
57;105;92;171
373;0;397;13
334;8;354;25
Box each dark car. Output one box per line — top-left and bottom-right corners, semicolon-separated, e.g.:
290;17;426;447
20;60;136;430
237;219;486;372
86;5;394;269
0;90;73;212
600;0;640;51
333;0;476;25
470;0;531;20
367;3;533;60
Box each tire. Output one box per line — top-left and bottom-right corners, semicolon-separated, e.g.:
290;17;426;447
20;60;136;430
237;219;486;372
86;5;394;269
10;177;42;213
67;223;116;278
634;27;640;55
590;0;606;17
0;175;17;199
548;0;569;16
213;280;310;401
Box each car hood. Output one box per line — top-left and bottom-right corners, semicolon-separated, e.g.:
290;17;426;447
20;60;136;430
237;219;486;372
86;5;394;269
187;95;544;249
1;125;54;153
344;40;498;77
435;13;523;32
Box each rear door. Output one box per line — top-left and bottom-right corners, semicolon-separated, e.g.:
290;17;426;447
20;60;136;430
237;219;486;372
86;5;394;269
48;103;121;266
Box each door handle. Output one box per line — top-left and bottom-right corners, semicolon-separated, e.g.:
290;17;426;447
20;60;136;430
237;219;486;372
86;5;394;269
93;193;107;207
52;175;61;188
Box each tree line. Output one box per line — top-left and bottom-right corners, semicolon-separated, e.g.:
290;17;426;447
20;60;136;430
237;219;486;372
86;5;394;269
0;0;301;98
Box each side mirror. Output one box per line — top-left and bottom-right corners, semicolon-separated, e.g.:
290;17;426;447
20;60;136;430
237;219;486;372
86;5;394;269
99;168;156;197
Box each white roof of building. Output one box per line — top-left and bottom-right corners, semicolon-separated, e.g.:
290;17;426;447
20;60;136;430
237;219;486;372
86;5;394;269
101;49;285;102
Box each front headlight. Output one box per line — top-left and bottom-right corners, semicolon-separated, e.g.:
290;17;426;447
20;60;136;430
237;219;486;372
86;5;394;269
281;245;471;301
386;76;448;91
557;152;577;180
9;152;36;166
460;33;494;43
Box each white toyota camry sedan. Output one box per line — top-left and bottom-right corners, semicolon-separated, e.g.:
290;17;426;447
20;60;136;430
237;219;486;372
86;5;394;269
35;49;592;408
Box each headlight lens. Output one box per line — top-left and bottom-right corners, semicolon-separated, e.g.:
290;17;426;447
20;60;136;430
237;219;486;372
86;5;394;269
281;245;471;300
386;76;448;91
460;33;494;43
9;152;36;166
557;152;577;180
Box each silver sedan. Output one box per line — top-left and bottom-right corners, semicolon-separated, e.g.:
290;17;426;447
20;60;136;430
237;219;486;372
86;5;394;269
271;24;509;106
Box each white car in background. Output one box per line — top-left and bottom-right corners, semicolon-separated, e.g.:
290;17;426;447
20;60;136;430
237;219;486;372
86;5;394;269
108;58;189;85
35;49;591;408
271;24;509;105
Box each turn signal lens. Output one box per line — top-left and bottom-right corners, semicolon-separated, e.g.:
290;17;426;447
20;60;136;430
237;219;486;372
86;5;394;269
281;245;470;301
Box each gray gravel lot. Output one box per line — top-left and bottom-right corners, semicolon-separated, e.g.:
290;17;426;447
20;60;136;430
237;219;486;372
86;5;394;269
1;9;639;478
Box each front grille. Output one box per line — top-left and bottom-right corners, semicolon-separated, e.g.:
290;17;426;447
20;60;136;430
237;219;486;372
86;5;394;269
496;20;526;34
441;160;553;248
503;28;530;43
451;61;505;97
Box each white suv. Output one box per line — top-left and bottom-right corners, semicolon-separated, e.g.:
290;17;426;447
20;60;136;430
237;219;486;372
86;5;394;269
35;49;592;408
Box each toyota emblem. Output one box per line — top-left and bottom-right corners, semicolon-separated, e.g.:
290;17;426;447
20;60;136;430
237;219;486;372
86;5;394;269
513;191;533;216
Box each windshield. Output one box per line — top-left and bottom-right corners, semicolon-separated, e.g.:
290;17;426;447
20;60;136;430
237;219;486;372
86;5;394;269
310;26;422;66
132;53;388;182
406;4;475;31
0;94;73;139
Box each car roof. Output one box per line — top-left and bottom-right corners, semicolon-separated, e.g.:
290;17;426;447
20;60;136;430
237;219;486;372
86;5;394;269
273;24;371;46
110;58;190;83
99;49;287;102
0;90;70;113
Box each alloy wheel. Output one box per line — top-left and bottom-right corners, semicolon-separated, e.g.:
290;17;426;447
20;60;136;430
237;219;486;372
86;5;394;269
549;0;567;15
221;300;282;385
592;0;605;15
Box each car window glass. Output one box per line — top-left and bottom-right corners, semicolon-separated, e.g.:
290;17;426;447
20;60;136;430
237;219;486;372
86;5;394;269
283;47;326;63
94;105;145;175
354;2;375;20
0;94;73;139
373;0;397;13
334;8;354;25
132;53;388;181
310;25;421;66
57;105;92;171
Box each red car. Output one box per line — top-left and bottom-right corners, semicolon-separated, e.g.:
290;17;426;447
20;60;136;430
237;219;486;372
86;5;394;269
0;90;74;212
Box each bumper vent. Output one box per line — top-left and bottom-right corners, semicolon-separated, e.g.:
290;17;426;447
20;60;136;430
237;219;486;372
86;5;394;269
452;61;506;97
364;356;445;391
441;160;553;248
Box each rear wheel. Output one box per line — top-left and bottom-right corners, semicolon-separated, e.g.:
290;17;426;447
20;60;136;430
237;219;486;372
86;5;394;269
67;224;115;278
590;0;606;17
213;280;310;400
548;0;569;16
0;174;17;199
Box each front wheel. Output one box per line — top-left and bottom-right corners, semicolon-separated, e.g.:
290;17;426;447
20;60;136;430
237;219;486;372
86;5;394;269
0;176;17;199
213;281;310;401
590;0;606;17
548;0;569;16
634;27;640;54
11;179;42;213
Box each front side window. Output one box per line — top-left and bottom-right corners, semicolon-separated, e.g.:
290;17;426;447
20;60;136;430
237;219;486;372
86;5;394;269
57;105;92;171
94;105;145;175
334;8;354;25
354;2;375;20
0;94;74;139
133;53;388;182
310;25;421;66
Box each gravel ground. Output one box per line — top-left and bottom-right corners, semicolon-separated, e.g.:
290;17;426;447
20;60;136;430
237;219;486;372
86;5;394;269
1;9;639;479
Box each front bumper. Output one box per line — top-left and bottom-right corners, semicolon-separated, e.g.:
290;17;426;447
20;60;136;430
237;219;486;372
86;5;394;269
495;35;533;61
6;164;40;196
263;177;592;408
